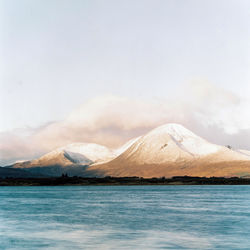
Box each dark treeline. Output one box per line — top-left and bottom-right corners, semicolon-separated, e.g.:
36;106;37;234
1;175;250;186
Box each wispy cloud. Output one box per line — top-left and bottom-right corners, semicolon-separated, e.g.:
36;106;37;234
1;81;250;165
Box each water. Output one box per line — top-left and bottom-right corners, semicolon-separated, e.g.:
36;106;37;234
0;186;250;249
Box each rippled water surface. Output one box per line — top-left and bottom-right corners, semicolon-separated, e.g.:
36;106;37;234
1;185;250;249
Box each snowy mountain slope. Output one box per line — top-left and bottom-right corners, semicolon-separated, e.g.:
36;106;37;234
114;136;141;156
8;123;250;178
33;149;92;166
11;143;116;170
88;123;250;177
118;123;250;163
111;123;225;165
10;138;143;172
236;149;250;157
59;143;116;163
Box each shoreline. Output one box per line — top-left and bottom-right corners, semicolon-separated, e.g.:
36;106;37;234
1;176;250;186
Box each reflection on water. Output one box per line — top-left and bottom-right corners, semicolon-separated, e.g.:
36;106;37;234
1;186;250;249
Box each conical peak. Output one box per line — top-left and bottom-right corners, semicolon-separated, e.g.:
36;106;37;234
127;123;222;158
148;123;198;140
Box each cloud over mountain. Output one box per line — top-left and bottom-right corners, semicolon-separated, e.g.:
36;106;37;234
1;81;250;165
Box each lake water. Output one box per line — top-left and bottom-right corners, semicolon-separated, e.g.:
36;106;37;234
1;186;250;249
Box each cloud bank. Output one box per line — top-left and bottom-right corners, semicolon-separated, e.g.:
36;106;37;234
1;81;250;166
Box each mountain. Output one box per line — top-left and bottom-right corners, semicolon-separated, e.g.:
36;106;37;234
9;143;116;177
6;124;250;178
87;124;250;178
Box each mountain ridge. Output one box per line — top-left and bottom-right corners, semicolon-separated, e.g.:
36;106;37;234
5;123;250;178
86;123;250;178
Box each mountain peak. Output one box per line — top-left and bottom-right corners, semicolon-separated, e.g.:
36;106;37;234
149;123;198;140
8;123;250;178
116;123;223;165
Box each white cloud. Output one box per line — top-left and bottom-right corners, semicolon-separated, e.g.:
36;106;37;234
1;81;250;166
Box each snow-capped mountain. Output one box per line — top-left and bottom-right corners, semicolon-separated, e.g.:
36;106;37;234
116;123;222;164
88;123;250;178
58;143;116;163
10;139;141;176
12;143;115;168
7;123;250;178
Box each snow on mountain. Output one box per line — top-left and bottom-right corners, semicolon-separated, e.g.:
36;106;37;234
14;160;29;164
60;143;115;163
11;142;116;170
9;123;250;178
36;142;116;165
114;123;224;165
87;123;250;178
141;123;221;156
115;136;141;156
36;149;92;165
236;149;250;157
112;123;250;164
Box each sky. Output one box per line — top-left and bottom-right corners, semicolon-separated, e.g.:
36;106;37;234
0;0;250;165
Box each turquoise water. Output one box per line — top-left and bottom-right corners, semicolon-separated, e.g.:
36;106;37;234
0;186;250;249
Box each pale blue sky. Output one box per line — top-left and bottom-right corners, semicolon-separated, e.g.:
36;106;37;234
1;0;250;132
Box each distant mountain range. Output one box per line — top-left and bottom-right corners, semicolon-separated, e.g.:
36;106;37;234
3;123;250;178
